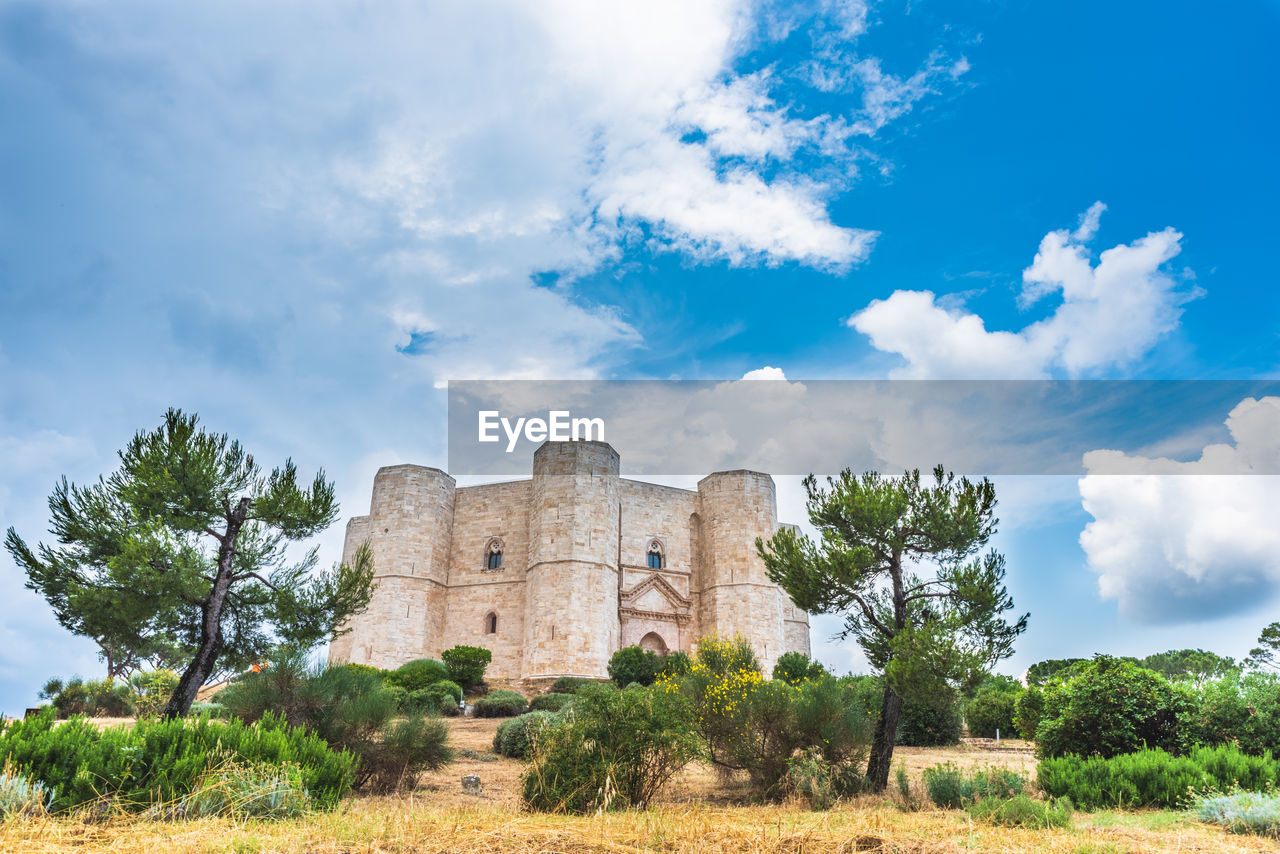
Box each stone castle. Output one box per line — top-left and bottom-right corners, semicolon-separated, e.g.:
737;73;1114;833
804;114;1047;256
328;440;810;680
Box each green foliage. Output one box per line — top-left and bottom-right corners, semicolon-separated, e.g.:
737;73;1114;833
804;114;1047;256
387;658;449;691
493;712;555;759
922;762;1026;809
180;762;311;819
0;763;51;819
1035;744;1279;810
549;676;600;695
42;677;137;718
964;675;1022;738
329;662;387;681
405;681;462;716
521;684;700;813
473;689;528;718
607;645;663;687
967;794;1072;829
659;651;693;679
782;747;863;810
1139;649;1236;682
1027;659;1087;687
1034;656;1195;759
130;669;180;718
773;651;827;686
4;409;374;713
896;690;963;747
673;640;871;797
1014;685;1045;740
0;709;355;812
529;693;575;713
757;466;1027;790
1195;790;1280;837
1246;622;1280;673
440;645;492;687
215;649;453;792
1189;671;1280;755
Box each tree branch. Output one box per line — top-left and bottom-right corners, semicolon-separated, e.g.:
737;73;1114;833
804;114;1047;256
232;571;279;591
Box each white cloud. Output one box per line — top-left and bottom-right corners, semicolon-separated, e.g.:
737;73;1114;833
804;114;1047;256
1079;397;1280;622
741;366;788;380
847;203;1194;378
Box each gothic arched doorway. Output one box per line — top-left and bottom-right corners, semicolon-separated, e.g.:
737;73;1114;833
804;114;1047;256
639;631;669;655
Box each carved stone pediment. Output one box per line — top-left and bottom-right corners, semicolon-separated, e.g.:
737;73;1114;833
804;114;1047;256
621;573;692;625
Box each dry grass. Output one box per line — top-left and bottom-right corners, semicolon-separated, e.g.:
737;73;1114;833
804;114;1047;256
1;718;1271;854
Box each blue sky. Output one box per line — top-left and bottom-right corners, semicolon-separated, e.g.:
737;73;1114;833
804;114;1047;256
1;1;1277;714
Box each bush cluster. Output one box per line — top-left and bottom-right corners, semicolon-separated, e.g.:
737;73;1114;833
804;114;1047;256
608;645;664;687
0;763;51;819
963;675;1021;739
921;762;1026;809
1189;671;1280;756
407;680;463;716
1195;790;1280;837
549;676;600;695
967;794;1072;829
214;650;452;792
38;677;135;718
528;692;575;713
473;689;528;718
386;658;449;691
1036;743;1279;810
129;670;180;719
896;690;964;747
493;711;555;759
441;646;492;687
0;709;355;813
772;651;827;686
521;684;700;813
666;636;871;799
1034;656;1195;759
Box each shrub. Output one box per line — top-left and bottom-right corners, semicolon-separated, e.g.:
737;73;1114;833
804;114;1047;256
964;675;1022;739
441;646;492;687
407;681;463;716
968;794;1072;829
129;670;179;719
791;676;873;766
1191;671;1280;756
181;762;311;819
0;762;51;819
494;711;555;759
1035;657;1195;759
0;709;355;812
216;650;453;792
331;662;388;681
897;691;963;747
694;635;760;677
922;762;1026;809
387;658;449;691
521;684;699;812
782;747;861;810
529;693;575;713
42;677;136;718
608;645;662;687
773;651;827;686
1014;685;1044;740
474;689;528;718
1035;744;1278;810
660;651;693;679
1195;790;1280;837
549;676;600;695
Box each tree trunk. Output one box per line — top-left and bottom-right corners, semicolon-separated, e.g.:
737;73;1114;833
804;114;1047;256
865;682;904;791
163;498;248;718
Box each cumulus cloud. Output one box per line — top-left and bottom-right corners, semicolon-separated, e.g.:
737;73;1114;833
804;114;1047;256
847;203;1195;378
741;366;788;380
1079;397;1280;622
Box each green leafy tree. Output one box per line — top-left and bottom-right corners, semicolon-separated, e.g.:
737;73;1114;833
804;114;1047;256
1139;648;1236;682
758;466;1028;790
773;651;828;685
1247;623;1280;672
1026;658;1087;687
6;409;376;717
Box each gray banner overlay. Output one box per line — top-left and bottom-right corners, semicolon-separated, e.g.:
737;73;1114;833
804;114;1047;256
447;380;1280;476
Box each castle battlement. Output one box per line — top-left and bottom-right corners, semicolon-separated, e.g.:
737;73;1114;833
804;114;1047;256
328;441;810;679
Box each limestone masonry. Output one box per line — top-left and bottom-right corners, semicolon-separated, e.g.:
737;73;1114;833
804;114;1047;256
328;441;810;680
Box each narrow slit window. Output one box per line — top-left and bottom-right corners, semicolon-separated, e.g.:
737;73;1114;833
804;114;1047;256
485;612;498;634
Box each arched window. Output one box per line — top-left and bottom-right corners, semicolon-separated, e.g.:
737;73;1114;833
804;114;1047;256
646;539;664;570
484;537;504;570
639;631;668;654
485;612;498;634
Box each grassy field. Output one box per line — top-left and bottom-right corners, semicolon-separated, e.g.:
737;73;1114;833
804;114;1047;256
1;717;1271;854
